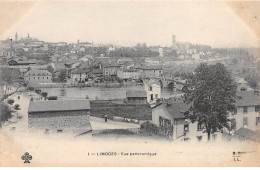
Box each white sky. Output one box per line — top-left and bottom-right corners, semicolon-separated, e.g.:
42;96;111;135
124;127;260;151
4;1;260;48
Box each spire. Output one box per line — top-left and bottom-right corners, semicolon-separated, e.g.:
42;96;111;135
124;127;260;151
15;32;18;41
77;39;79;44
27;33;30;38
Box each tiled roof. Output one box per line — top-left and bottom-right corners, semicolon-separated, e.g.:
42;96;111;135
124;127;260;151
236;91;260;107
24;69;52;76
235;127;259;141
145;79;160;86
165;102;190;119
126;90;147;98
71;68;90;74
28;100;91;113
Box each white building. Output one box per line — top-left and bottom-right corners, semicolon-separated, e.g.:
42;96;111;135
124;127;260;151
229;91;260;132
70;68;90;83
24;69;52;85
117;69;139;80
144;80;161;102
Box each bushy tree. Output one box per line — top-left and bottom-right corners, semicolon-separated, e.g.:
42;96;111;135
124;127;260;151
183;63;237;140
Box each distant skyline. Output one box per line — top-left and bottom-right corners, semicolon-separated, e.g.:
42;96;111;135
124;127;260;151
3;1;260;48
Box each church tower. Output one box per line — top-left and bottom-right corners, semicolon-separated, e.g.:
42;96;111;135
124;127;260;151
15;32;18;41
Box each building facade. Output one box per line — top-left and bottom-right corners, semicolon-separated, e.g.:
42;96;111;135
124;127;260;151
117;69;139;80
24;69;52;85
229;91;260;131
28;100;91;132
144;80;161;102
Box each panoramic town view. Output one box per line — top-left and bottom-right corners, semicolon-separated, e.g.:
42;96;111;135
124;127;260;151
0;1;259;150
1;31;259;143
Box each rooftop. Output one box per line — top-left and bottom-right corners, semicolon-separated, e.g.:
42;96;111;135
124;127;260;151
235;127;259;142
28;100;91;113
154;100;190;119
71;68;90;74
126;90;147;98
24;69;52;76
236;91;260;107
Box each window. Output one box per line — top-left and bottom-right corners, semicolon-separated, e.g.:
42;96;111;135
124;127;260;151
47;77;49;79
255;106;260;112
231;118;236;130
243;117;248;126
43;77;44;79
149;86;153;91
38;77;40;79
197;123;202;131
155;94;158;99
256;117;260;126
233;108;237;115
243;107;248;114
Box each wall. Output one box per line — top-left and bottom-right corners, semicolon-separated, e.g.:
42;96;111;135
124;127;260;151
143;69;163;78
229;106;260;131
25;75;52;84
28;110;90;130
185;121;223;142
127;97;147;105
152;105;185;140
145;83;161;102
71;73;87;83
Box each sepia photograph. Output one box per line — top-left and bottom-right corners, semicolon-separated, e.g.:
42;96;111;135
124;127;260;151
0;0;259;167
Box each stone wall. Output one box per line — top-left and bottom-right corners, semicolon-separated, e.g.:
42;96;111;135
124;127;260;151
28;110;90;130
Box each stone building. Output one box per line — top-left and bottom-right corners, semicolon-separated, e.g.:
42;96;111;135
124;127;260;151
24;69;52;85
126;90;147;105
28;100;91;132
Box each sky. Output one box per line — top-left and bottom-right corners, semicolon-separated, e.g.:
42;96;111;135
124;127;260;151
4;1;260;48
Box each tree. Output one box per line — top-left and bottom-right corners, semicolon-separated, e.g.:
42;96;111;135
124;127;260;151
183;63;237;141
47;65;54;75
0;103;12;127
0;68;26;103
42;92;48;100
57;69;67;83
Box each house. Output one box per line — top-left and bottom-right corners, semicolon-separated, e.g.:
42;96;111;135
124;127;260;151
233;127;260;142
145;57;162;66
152;101;189;140
103;63;122;77
117;58;134;65
134;66;163;79
117;69;139;80
28;100;91;132
8;59;36;66
126;90;147;105
24;69;52;85
229;91;260;131
144;80;161;102
70;68;90;83
152;99;223;142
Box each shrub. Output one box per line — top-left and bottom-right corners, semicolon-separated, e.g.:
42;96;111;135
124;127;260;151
140;121;159;133
42;92;48;99
35;89;41;94
27;86;34;91
47;96;58;100
7;99;15;105
0;103;12;125
14;104;20;110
